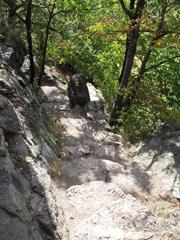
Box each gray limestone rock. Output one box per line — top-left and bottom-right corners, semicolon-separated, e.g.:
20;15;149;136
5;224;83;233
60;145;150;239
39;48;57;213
0;60;65;240
0;95;21;133
0;39;25;71
0;128;6;157
134;124;180;200
59;157;108;187
0;208;30;240
0;68;16;97
0;43;16;69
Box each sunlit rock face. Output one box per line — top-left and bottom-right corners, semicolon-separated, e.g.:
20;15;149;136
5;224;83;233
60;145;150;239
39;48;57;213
134;124;180;200
0;36;179;240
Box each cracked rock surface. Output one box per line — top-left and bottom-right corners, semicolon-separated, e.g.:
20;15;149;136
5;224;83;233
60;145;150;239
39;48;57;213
40;67;180;240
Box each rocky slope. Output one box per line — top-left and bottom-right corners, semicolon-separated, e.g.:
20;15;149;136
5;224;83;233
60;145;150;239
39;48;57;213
0;38;180;240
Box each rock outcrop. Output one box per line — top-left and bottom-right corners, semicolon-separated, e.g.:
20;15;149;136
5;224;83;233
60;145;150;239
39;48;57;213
134;124;180;200
0;41;66;239
0;34;26;71
0;38;179;240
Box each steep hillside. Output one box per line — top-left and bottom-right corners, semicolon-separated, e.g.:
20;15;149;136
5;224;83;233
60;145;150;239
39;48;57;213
0;38;179;240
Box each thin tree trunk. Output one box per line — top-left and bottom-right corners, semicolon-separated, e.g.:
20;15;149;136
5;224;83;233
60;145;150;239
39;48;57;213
26;0;35;85
38;3;55;86
7;0;16;27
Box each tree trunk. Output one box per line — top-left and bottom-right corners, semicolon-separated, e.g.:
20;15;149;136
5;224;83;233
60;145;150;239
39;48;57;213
26;0;35;85
7;0;16;27
110;0;168;127
38;4;55;86
109;0;145;126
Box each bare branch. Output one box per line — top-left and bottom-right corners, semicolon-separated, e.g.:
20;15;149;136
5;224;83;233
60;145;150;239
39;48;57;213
3;0;26;23
111;28;156;34
137;0;169;79
144;55;180;72
32;3;52;9
119;0;132;17
15;12;26;23
52;9;67;17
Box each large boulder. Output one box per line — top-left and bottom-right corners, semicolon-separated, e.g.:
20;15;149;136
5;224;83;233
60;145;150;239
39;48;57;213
67;74;90;107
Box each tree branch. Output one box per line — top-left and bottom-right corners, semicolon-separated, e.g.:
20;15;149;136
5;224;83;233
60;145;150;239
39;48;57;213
3;0;26;23
137;0;169;79
134;0;146;18
32;3;52;9
119;0;132;17
15;12;26;23
144;55;180;72
52;9;68;17
130;0;136;10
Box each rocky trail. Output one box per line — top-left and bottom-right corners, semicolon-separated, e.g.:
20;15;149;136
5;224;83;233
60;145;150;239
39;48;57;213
40;68;180;240
0;39;180;240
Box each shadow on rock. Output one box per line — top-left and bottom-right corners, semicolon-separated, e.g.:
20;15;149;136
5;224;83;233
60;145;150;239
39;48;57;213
134;124;180;199
0;69;63;239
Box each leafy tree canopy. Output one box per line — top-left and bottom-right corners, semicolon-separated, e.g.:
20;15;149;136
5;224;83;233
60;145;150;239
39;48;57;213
0;0;179;141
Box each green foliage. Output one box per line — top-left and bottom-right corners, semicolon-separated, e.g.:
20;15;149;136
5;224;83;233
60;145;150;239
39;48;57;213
1;0;179;141
120;105;159;142
121;44;180;142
